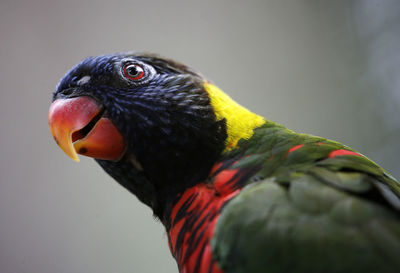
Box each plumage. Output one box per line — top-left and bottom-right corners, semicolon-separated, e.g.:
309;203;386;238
49;52;400;273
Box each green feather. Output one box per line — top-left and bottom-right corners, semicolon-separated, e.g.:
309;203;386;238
212;123;400;273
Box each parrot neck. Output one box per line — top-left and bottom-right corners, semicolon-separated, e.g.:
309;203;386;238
204;83;266;150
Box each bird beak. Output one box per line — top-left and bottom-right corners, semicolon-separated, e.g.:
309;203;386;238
48;96;125;162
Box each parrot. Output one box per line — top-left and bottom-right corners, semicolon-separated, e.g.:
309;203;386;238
48;52;400;273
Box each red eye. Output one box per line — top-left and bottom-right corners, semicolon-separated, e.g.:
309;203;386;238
123;64;145;80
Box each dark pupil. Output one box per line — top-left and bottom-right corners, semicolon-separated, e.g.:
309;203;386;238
127;65;140;77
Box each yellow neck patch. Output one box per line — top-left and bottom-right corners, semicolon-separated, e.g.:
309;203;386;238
204;82;266;150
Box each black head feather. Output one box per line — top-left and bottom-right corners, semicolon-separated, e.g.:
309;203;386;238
53;53;227;217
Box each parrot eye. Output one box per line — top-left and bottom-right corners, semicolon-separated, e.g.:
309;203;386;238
123;64;145;80
120;59;156;85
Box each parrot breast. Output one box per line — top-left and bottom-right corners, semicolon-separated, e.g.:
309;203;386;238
165;159;259;273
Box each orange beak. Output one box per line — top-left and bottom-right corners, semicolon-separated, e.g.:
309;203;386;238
48;96;125;162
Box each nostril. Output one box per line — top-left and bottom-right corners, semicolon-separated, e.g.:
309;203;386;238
61;88;74;96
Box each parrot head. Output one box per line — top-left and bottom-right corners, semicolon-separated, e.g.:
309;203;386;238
49;52;264;215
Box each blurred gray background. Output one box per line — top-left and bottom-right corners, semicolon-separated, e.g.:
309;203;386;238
1;0;399;273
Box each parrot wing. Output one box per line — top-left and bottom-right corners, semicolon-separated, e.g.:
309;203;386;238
211;125;400;273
